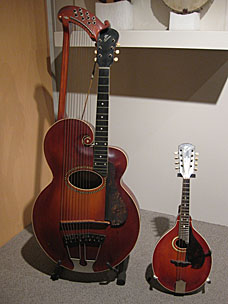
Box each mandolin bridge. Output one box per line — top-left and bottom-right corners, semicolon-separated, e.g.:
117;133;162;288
170;259;191;267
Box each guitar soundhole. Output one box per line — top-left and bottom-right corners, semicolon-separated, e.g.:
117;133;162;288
68;170;103;190
176;238;188;249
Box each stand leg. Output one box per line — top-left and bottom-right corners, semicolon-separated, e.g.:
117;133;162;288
116;255;130;286
50;260;62;281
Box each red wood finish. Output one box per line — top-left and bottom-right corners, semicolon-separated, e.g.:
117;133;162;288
57;21;70;120
152;217;212;293
58;6;110;42
32;119;140;272
57;6;110;120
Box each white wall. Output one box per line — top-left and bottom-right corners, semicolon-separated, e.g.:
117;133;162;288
109;87;228;227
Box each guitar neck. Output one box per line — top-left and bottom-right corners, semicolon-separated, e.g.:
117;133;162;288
179;178;190;244
93;67;110;177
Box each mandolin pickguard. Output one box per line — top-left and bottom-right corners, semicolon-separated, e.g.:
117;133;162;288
152;218;212;293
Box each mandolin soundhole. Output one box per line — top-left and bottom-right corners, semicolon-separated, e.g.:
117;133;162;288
68;170;103;190
176;239;188;249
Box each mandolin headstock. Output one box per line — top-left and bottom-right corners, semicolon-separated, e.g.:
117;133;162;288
175;143;198;179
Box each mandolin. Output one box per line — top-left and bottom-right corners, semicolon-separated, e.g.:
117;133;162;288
32;6;140;273
152;143;212;294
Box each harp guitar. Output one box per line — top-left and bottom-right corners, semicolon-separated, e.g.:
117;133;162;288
152;143;212;294
32;6;140;273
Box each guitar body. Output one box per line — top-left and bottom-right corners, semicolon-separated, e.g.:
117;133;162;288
33;118;140;272
152;216;212;293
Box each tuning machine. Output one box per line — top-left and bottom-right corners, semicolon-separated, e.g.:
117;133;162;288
174;152;179;159
114;57;119;62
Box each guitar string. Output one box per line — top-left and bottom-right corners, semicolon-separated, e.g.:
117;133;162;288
61;20;70;255
78;24;83;260
70;22;77;245
59;10;98;267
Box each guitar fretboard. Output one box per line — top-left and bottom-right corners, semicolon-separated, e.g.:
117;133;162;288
93;67;110;177
179;179;190;244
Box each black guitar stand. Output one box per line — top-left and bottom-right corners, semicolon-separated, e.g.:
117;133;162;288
50;256;130;285
106;255;130;285
50;260;63;281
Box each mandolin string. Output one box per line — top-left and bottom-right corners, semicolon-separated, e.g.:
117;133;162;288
179;178;185;283
177;179;182;282
177;178;183;283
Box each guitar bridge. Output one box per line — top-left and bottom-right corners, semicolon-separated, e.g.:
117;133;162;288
63;233;106;247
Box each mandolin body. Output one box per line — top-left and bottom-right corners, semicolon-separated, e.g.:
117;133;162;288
32;118;140;272
152;216;212;293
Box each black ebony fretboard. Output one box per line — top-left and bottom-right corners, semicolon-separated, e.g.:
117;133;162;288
93;67;110;177
179;179;190;244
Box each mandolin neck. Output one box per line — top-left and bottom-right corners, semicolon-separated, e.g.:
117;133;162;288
93;67;110;177
179;178;190;244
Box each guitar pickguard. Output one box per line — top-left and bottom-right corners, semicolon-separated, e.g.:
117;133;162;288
105;162;128;226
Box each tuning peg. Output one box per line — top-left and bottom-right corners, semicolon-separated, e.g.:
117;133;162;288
114;57;119;62
94;57;97;62
175;167;180;170
174;156;179;159
94;50;97;54
115;49;120;54
175;161;179;165
174;152;178;154
195;157;199;161
194;168;198;171
195;152;199;156
116;42;120;47
195;162;198;166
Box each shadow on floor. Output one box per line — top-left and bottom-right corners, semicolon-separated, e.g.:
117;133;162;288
145;263;205;296
151;216;173;237
21;227;117;284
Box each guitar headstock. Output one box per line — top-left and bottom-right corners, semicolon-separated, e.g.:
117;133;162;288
58;6;110;41
95;28;119;67
175;143;198;179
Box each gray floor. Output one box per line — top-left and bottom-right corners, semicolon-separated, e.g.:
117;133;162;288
1;209;228;304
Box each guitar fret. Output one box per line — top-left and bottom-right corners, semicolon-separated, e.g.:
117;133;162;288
94;67;110;177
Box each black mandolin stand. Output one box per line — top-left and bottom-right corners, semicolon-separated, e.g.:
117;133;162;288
50;256;130;285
